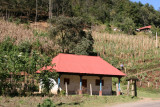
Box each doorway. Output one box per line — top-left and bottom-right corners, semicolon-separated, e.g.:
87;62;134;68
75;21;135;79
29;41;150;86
82;79;87;93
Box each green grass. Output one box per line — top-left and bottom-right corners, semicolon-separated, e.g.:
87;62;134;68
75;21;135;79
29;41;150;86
0;95;139;107
0;87;159;107
137;88;160;99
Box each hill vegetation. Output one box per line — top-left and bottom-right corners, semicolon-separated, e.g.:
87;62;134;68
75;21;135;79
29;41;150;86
1;0;160;34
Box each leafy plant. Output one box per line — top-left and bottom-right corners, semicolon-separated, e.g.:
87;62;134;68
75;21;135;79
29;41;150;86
14;18;21;25
39;69;59;94
37;99;55;107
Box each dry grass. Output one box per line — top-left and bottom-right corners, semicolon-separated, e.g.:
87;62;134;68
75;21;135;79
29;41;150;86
92;30;160;72
0;20;56;53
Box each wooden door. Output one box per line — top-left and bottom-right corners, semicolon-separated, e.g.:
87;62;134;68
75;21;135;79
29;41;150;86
82;79;87;93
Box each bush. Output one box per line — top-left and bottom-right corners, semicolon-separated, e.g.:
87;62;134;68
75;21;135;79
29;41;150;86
37;99;55;107
14;18;21;25
59;90;65;96
151;25;160;36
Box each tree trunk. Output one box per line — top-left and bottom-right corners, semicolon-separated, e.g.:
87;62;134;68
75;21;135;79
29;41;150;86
35;0;38;28
49;0;53;19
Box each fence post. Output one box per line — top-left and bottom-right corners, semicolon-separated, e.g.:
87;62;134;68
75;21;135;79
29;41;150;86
125;68;127;74
148;81;150;88
140;81;142;87
127;81;130;95
156;82;158;89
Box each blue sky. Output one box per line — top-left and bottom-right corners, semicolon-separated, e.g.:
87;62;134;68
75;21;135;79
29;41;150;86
130;0;159;10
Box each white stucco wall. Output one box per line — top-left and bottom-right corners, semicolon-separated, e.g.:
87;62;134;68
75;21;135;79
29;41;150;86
60;75;112;95
39;78;62;94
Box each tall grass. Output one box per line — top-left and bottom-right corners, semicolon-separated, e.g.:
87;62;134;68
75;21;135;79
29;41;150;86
0;20;56;55
92;31;160;73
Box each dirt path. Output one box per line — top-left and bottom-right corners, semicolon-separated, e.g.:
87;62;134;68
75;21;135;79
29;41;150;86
108;98;160;107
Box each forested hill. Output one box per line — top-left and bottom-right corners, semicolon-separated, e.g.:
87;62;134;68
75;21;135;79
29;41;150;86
0;0;160;34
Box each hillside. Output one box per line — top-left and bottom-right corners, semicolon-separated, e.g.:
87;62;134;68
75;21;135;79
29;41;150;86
92;27;160;88
1;20;160;71
0;20;56;55
1;0;160;35
1;19;160;88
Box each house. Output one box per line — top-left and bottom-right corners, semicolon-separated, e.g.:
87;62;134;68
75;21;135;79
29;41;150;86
37;53;126;96
136;25;151;32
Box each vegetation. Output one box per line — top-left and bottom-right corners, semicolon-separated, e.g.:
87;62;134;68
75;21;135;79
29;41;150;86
49;16;93;55
1;0;160;34
138;87;160;98
93;31;160;72
0;95;139;107
0;0;160;106
38;99;55;107
39;70;59;94
0;37;58;96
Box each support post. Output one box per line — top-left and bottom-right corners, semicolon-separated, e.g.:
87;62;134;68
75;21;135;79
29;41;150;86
99;76;102;96
79;75;82;95
65;82;68;96
90;84;92;96
116;83;118;96
118;77;121;95
57;74;61;94
134;80;137;97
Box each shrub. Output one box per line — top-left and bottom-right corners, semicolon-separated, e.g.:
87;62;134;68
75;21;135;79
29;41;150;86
59;90;65;96
14;18;21;25
37;99;55;107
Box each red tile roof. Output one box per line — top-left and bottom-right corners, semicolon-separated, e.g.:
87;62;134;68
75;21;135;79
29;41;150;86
139;25;151;30
37;53;126;76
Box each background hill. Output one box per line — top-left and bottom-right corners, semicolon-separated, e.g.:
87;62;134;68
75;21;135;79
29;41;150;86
0;0;160;34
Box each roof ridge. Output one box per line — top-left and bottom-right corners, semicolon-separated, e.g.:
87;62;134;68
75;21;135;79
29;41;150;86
58;53;100;57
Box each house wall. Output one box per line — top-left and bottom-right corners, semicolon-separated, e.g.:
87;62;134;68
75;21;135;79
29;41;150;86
60;74;112;95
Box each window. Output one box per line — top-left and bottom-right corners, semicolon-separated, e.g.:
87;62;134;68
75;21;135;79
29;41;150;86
64;78;70;85
95;79;104;86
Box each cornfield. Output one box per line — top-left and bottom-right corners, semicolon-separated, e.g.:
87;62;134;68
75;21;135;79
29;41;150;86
92;31;160;73
0;20;56;54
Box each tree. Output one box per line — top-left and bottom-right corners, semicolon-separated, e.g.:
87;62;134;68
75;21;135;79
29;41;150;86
118;17;136;35
49;16;94;55
49;0;53;19
0;38;57;96
39;70;58;94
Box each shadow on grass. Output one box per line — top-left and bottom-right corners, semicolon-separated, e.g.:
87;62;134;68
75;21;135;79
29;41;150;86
56;101;82;106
